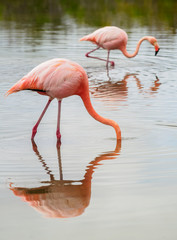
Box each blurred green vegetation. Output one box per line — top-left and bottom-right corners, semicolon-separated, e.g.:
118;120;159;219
0;0;63;27
0;0;176;30
60;0;177;29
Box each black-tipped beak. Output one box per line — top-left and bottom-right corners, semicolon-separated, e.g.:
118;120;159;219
155;48;160;56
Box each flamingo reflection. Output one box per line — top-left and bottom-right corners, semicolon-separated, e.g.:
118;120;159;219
10;140;121;218
90;74;161;103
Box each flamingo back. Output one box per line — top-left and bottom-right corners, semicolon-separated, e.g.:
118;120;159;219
6;59;88;100
80;26;128;50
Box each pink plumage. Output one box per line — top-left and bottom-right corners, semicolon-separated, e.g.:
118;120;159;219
80;26;160;68
6;58;121;142
6;58;85;99
80;26;128;50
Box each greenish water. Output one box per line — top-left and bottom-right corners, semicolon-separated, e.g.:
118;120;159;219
0;1;177;240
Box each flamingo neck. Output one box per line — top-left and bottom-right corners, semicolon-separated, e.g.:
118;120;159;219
121;36;149;58
79;91;121;140
83;139;121;186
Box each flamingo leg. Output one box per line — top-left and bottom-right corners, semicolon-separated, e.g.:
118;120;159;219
56;100;62;142
31;139;55;181
56;143;63;180
106;51;112;80
86;47;114;66
31;98;52;140
106;50;110;69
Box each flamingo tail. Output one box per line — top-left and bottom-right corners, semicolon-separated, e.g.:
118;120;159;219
80;34;96;43
79;35;89;41
5;76;44;96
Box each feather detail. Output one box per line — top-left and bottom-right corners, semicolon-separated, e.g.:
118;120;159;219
5;75;42;96
80;35;97;44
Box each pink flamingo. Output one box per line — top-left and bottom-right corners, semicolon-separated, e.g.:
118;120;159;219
80;26;160;68
6;58;121;142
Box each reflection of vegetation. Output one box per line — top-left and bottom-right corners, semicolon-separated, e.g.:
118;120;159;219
0;0;63;27
0;0;176;30
60;0;177;30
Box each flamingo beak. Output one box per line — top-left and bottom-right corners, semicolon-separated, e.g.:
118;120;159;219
154;42;160;56
155;48;160;56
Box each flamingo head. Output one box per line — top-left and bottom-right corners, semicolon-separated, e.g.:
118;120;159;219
148;37;160;56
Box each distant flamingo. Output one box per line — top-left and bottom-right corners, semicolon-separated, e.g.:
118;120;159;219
80;26;160;67
6;58;121;142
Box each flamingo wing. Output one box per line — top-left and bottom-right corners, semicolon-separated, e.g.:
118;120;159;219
6;59;86;99
80;26;128;49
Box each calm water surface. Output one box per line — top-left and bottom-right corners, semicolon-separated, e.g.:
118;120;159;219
0;13;177;240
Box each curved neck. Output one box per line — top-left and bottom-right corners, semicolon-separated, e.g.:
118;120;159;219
79;91;121;140
83;139;121;186
121;36;149;58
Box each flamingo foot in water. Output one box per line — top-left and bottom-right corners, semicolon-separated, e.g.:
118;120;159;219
110;61;115;67
56;129;61;141
56;139;61;148
56;129;61;147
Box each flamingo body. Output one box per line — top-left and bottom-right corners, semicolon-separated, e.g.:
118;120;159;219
80;26;160;67
80;26;128;51
6;58;121;142
7;59;85;100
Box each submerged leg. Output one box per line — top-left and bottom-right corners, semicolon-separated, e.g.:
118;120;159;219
56;143;63;180
31;98;52;140
31;139;55;181
106;50;110;70
86;47;114;66
106;51;113;80
56;100;62;143
106;50;114;67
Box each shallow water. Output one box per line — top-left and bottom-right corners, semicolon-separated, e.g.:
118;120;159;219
0;6;177;240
